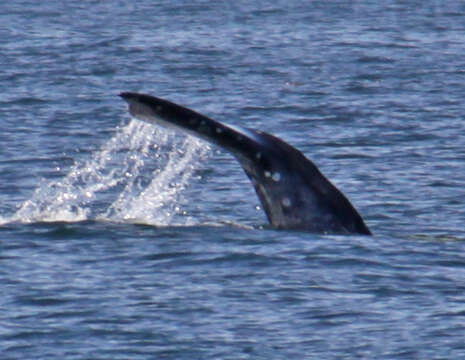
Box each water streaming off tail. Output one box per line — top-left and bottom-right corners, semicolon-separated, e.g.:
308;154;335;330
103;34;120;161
7;119;210;225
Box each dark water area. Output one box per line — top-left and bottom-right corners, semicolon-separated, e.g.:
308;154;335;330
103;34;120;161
1;1;465;358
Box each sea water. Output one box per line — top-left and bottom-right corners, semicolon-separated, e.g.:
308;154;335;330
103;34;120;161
1;1;465;358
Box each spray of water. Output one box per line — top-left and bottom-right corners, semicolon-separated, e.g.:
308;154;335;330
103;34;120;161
5;119;210;226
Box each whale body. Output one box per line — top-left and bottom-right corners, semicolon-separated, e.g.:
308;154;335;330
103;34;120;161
120;92;371;235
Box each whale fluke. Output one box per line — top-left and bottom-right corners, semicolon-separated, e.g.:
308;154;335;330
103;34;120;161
119;92;371;235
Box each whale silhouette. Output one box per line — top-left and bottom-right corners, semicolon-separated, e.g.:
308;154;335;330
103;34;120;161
120;92;371;235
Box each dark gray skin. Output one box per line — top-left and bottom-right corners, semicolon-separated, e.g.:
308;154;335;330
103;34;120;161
120;92;371;235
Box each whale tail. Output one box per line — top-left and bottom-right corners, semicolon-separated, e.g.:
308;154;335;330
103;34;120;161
119;92;371;235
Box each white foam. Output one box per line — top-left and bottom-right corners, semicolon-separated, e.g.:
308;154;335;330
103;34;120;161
3;119;210;226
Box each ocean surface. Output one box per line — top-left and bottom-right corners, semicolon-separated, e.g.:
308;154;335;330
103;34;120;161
2;1;465;358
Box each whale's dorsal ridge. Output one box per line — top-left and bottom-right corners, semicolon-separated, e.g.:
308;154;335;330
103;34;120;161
119;92;371;235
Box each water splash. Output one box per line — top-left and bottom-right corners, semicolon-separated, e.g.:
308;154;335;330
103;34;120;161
4;119;210;226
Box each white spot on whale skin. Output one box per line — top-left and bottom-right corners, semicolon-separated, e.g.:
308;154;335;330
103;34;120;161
256;152;262;160
264;171;271;178
272;172;281;182
216;127;223;134
282;197;292;207
156;105;163;112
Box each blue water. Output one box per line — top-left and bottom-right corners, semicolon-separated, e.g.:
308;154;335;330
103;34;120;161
2;1;465;358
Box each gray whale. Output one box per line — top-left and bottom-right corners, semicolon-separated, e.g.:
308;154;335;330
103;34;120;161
120;92;371;235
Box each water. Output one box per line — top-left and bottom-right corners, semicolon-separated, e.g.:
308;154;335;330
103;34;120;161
2;1;465;358
8;120;209;225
